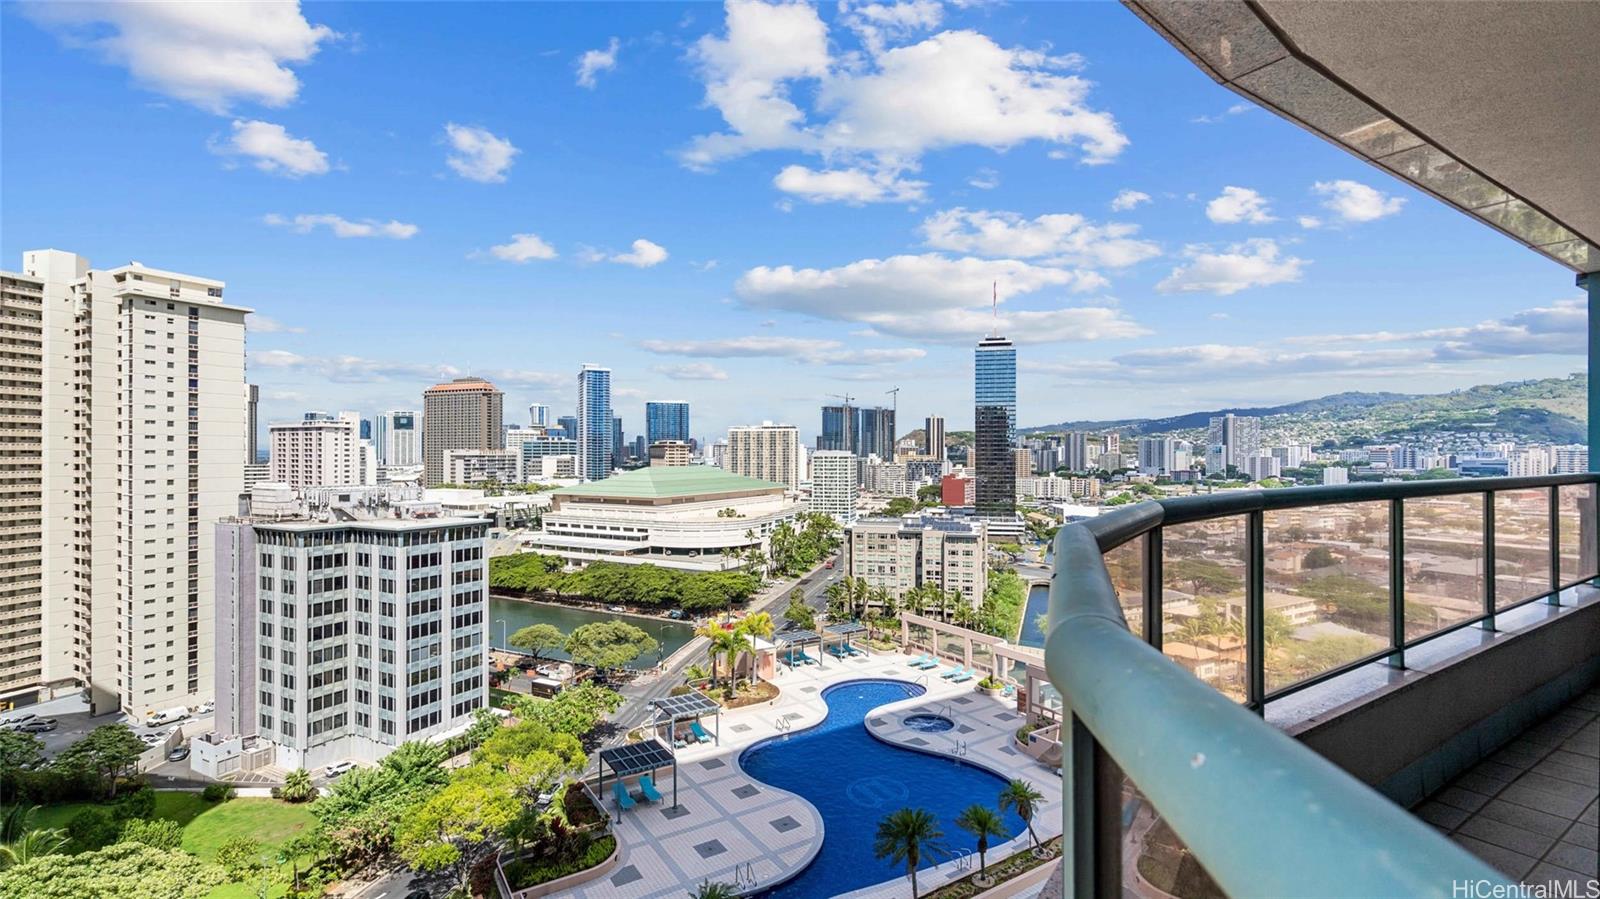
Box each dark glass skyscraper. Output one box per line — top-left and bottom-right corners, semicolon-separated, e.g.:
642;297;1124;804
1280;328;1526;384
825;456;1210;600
645;401;691;445
820;404;857;452
974;334;1017;515
556;415;578;441
858;406;896;459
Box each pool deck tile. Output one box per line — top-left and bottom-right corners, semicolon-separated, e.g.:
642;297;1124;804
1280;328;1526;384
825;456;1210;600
553;649;1061;899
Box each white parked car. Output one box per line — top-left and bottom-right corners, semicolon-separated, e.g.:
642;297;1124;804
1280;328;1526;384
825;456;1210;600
324;760;357;779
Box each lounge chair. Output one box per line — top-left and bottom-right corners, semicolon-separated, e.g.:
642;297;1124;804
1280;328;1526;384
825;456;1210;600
906;653;930;667
1002;683;1016;698
638;775;663;803
798;651;819;666
612;781;636;811
846;644;866;657
916;657;940;670
827;645;849;659
940;665;964;680
951;668;975;684
690;720;713;744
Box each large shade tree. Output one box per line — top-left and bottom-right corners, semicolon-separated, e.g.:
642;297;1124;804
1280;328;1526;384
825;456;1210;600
55;724;145;799
564;619;658;672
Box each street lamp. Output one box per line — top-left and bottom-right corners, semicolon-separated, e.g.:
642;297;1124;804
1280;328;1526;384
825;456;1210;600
495;617;507;649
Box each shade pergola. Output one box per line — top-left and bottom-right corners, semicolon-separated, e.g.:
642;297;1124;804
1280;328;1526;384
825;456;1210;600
775;629;822;667
648;692;723;807
596;738;676;817
822;621;869;660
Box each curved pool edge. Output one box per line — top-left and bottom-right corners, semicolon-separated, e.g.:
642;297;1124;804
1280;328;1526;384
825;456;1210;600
732;677;928;897
837;693;1046;899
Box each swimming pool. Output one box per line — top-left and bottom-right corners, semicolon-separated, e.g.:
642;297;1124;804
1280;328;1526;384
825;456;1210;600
740;679;1024;897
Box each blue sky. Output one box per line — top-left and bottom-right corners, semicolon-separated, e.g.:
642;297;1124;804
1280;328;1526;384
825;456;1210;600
2;1;1583;445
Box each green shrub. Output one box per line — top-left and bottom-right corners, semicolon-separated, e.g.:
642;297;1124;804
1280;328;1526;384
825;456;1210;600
215;836;263;881
66;807;118;850
113;785;156;820
117;816;183;849
503;835;616;888
201;782;234;802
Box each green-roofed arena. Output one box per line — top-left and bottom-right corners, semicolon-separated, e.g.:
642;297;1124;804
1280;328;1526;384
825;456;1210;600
525;465;803;572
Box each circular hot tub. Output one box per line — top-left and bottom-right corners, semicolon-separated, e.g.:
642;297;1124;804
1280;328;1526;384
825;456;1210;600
902;713;955;733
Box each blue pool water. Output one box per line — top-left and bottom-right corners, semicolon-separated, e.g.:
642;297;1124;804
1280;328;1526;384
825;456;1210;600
741;680;1024;897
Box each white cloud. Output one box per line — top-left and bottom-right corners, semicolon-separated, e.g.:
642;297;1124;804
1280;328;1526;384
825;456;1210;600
1034;299;1585;386
654;362;729;381
215;119;329;177
246;315;305;334
487;233;558;263
263;213;418;239
1297;215;1322;229
576;37;620;88
22;1;336;113
967;167;1000;190
251;349;565;388
1110;189;1150;212
1205;186;1275;224
839;0;944;54
610;239;670;268
773;164;927;204
443;123;519;183
639;334;928;365
1191;103;1251;124
683;2;1126;174
734;253;1132;342
1156;239;1305;296
920;207;1160;268
1313;179;1405;223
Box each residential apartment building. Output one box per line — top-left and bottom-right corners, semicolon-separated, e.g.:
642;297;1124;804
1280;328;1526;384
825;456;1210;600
576;365;612;482
1;250;247;714
373;410;422;467
649;440;691;467
269;412;362;490
445;449;522;485
213;509;489;770
845;515;988;609
422;378;503;487
810;451;858;524
1208;414;1262;472
528;403;551;428
726;423;802;491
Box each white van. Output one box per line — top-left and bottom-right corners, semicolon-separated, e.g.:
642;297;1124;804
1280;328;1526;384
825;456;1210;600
324;760;357;779
145;707;190;728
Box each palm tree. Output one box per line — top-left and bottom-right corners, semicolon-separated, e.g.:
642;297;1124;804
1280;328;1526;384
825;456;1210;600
735;612;774;683
689;881;737;899
280;767;316;803
954;804;1009;877
874;807;946;899
705;626;750;693
998;779;1044;850
0;807;66;871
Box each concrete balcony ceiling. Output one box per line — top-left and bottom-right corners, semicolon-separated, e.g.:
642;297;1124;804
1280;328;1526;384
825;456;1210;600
1127;0;1600;274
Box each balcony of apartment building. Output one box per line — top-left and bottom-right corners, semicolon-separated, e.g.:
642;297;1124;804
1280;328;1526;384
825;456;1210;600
1044;3;1598;897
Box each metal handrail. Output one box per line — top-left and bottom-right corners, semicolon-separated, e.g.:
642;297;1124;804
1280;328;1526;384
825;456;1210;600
1042;473;1600;898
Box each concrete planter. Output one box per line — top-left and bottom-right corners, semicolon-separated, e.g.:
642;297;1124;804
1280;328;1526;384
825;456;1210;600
494;837;622;899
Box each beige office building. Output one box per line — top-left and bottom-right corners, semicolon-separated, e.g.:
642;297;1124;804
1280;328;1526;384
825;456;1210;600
422;378;503;487
725;423;802;491
269;411;362;489
1;250;248;715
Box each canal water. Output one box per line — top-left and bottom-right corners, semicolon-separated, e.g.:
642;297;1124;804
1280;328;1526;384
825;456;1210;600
487;595;695;668
1018;582;1050;649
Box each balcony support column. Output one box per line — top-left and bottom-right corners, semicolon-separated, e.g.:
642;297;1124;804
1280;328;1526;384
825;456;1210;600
1063;713;1122;899
1587;271;1598;471
1387;498;1406;668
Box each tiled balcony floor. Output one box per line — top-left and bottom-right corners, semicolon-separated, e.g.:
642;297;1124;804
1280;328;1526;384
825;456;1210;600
1414;684;1600;888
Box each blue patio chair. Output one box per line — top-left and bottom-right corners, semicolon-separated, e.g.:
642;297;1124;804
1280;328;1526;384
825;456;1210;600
690;720;713;744
951;668;975;684
906;653;930;667
612;781;636;811
846;644;866;657
940;665;965;680
638;775;663;803
916;657;940;670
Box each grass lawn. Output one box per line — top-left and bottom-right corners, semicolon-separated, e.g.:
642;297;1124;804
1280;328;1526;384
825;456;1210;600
30;788;209;831
181;798;315;861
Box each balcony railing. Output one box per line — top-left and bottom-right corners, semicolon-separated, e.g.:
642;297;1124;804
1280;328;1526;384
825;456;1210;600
1044;473;1598;897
